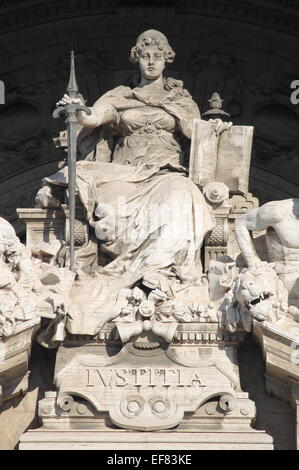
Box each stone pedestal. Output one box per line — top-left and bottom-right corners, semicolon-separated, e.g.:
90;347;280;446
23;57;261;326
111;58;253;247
0;317;40;407
17;208;65;248
253;318;299;449
19;428;273;450
19;322;273;450
253;318;299;402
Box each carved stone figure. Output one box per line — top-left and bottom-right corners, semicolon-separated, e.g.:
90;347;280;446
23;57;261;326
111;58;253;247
13;30;298;451
2;5;299;451
235;198;299;310
0;216;74;340
35;30;231;335
218;263;288;332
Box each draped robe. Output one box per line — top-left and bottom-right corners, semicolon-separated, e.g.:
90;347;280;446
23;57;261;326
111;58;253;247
44;80;215;334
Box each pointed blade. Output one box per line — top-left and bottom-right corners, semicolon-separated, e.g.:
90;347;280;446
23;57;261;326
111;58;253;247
66;50;79;99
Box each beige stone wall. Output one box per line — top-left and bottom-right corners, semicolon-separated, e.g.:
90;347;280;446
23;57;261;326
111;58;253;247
0;389;38;450
238;336;295;450
0;342;57;450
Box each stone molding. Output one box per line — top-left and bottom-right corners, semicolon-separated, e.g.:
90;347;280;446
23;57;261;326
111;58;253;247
0;1;299;37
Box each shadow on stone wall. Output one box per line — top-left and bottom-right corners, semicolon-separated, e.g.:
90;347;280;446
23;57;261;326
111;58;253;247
0;340;56;450
238;335;295;450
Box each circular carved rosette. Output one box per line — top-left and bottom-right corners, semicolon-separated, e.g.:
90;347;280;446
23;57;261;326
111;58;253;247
149;395;171;419
120;395;145;419
57;393;74;412
218;393;236;414
203;182;229;205
138;300;155;318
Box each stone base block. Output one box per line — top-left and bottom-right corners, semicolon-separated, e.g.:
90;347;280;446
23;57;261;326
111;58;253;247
19;428;273;450
0;317;40;406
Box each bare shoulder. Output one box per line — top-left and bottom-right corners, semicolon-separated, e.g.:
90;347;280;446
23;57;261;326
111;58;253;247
236;199;297;231
257;199;295;225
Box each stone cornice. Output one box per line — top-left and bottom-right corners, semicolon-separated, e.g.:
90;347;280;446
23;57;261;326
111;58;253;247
0;0;115;35
0;0;299;37
176;0;299;36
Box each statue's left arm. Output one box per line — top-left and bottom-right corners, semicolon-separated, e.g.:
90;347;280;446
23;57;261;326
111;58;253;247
160;89;231;140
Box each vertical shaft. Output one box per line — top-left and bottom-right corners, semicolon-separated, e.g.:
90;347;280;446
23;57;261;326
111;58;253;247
52;51;91;272
67;109;77;272
66;50;79;272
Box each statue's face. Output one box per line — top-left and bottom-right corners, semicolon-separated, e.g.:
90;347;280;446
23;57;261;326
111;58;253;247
7;252;20;268
237;270;276;322
139;46;165;80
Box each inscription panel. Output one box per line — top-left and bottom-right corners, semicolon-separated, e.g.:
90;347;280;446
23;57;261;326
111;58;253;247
55;347;237;431
86;367;204;389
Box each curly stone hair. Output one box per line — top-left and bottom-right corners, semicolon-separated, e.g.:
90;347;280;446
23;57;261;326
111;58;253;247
129;29;175;65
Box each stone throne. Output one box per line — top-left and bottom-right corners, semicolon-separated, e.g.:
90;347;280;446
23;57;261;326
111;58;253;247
17;95;274;450
17;98;258;276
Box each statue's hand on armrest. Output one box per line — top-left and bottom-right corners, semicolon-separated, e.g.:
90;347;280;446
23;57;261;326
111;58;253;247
208;118;233;137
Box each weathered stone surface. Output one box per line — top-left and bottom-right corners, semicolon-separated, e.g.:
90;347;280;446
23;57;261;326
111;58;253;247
17;208;65;252
0;318;40;406
1;22;299;451
238;335;295;450
19;428;273;450
235;199;299;309
52;327;242;432
190;121;253;194
0;388;39;451
19;324;273;449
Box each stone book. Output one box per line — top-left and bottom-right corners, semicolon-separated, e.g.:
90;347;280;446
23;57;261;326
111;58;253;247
190;119;253;194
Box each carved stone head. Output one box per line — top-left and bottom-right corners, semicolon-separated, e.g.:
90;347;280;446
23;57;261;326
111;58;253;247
218;264;289;332
129;29;175;65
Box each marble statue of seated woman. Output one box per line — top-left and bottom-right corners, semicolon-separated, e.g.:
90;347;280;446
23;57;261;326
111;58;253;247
36;30;231;335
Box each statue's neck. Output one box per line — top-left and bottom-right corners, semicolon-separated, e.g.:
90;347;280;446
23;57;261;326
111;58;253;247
139;74;164;90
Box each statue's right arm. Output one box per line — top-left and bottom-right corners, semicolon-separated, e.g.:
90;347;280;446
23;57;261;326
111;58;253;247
76;86;132;128
77;98;118;128
235;208;266;267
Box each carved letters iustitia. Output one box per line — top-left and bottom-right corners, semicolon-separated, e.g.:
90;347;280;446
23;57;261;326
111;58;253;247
86;368;204;389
